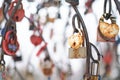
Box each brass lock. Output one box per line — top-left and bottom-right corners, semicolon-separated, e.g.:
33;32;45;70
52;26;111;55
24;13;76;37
68;31;86;59
97;15;119;42
40;55;54;76
90;62;101;80
68;32;84;49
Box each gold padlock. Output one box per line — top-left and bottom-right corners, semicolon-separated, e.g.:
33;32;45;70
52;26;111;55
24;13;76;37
97;15;119;42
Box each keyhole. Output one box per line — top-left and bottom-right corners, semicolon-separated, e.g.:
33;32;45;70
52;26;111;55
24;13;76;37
16;16;19;21
73;42;76;46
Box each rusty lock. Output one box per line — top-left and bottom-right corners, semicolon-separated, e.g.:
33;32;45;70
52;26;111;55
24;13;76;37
97;15;119;42
68;14;86;59
40;55;54;76
8;0;25;22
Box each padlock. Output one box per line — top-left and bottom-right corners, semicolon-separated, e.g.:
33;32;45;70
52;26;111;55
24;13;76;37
90;62;101;80
97;15;119;42
8;0;25;22
69;47;86;58
68;31;86;59
30;34;43;46
2;30;19;56
40;55;54;76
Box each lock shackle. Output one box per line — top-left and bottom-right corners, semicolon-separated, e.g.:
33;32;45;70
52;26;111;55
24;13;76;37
72;14;81;33
100;16;116;24
103;0;112;20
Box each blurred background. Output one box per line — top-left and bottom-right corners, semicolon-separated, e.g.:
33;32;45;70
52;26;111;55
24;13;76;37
0;0;120;80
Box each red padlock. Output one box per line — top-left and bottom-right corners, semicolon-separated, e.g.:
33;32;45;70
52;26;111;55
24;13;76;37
8;0;25;22
2;31;19;56
30;34;43;46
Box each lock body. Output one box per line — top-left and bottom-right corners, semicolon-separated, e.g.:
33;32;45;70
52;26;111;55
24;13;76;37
97;16;119;42
30;34;42;46
8;1;25;22
90;62;101;80
69;47;86;58
2;30;19;56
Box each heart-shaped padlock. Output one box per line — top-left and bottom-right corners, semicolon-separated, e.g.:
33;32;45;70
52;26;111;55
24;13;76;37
8;0;25;22
30;34;43;46
2;30;19;56
98;16;119;40
30;27;43;46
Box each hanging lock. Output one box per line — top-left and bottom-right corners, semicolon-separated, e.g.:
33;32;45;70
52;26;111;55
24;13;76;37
68;13;86;59
2;30;19;56
8;0;25;22
68;32;86;58
30;34;43;46
97;16;119;42
40;56;54;76
30;28;43;46
90;62;101;80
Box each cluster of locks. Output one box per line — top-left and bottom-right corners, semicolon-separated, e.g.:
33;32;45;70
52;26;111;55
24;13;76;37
67;0;120;80
0;0;120;80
